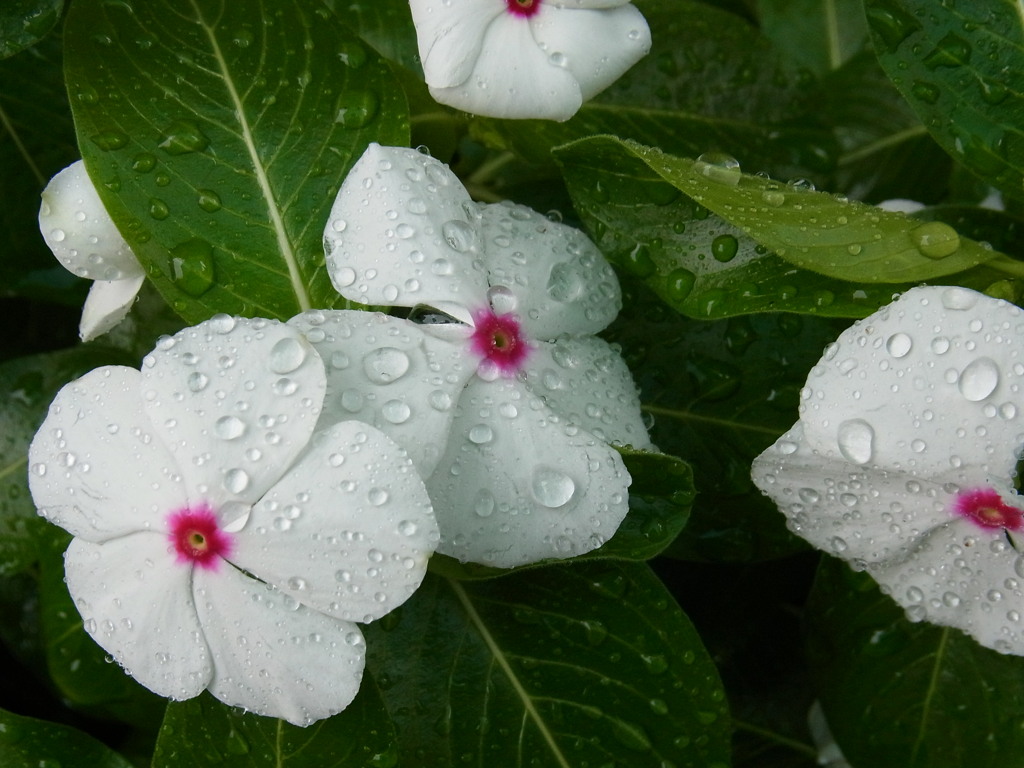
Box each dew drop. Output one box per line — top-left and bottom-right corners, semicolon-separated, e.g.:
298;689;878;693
837;419;875;465
215;415;247;440
532;467;576;508
911;221;960;259
269;337;307;374
958;357;1000;401
886;332;913;358
363;347;411;383
442;219;477;252
224;468;251;494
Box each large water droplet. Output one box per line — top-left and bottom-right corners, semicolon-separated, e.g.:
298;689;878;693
335;90;378;129
886;332;913;358
158;120;210;155
224;468;251;494
911;221;960;259
168;239;215;296
363;347;410;383
837;419;875;465
694;152;741;185
269;337;307;374
442;219;477;252
959;357;1000;401
532;467;576;508
473;489;495;517
215;415;247;440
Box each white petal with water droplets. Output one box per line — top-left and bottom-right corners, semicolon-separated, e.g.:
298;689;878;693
64;533;211;700
479;202;621;338
289;310;474;476
141;317;326;509
39;160;144;283
231;420;438;624
869;519;1024;654
753;286;1024;654
324;144;489;310
530;3;650;101
524;336;653;450
28;366;184;542
194;565;365;726
428;13;583;121
79;275;145;342
429;377;630;567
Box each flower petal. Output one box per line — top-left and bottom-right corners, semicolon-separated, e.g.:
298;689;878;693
39;160;143;282
427;14;583;120
194;564;366;726
79;274;145;342
531;3;651;101
524;336;653;450
754;286;1024;494
28;366;185;541
429;377;631;567
140;317;326;509
65;533;212;700
410;0;503;88
324;143;489;310
868;519;1024;654
230;420;438;624
479;202;622;338
290;310;475;476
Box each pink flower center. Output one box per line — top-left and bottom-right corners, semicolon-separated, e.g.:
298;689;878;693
167;504;233;571
470;309;530;375
505;0;541;17
952;487;1024;531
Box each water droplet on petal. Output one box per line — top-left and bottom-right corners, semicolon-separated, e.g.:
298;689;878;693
837;419;875;465
215;415;247;440
224;468;250;494
363;347;411;383
532;467;576;508
269;337;307;374
468;424;494;444
959;357;1000;401
886;332;913;358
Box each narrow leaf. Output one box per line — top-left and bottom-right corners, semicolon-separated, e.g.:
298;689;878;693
758;0;868;75
64;0;409;323
556;135;1004;286
366;562;731;767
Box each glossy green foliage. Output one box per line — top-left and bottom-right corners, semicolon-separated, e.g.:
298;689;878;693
0;706;133;768
366;562;730;768
0;0;62;60
63;0;409;323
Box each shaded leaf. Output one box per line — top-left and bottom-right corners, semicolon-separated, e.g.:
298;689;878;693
0;34;81;300
806;557;1024;768
0;0;62;60
608;284;834;560
333;0;420;75
865;0;1024;203
63;0;409;323
366;561;730;767
153;684;396;768
758;0;869;76
473;0;835;184
0;705;133;768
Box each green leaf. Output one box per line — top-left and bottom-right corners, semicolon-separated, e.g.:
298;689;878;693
758;0;869;75
806;557;1024;768
152;684;397;768
63;0;409;323
607;284;835;560
819;50;952;204
0;0;62;60
0;34;82;300
366;562;731;767
556;135;1007;290
0;345;133;577
865;0;1024;202
0;705;134;768
333;0;420;75
473;0;834;183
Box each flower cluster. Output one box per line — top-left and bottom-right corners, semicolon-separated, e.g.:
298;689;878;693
31;142;652;722
409;0;651;120
753;286;1024;654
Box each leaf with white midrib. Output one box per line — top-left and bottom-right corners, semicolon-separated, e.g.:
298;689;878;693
365;563;731;768
64;0;409;323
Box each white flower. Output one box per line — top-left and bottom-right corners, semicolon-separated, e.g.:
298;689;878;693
28;315;438;724
752;285;1024;654
314;144;652;567
39;160;146;342
409;0;651;121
